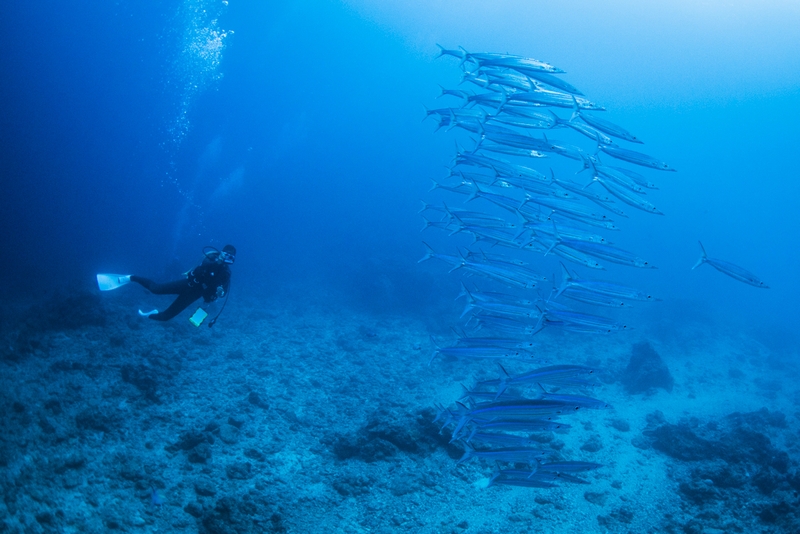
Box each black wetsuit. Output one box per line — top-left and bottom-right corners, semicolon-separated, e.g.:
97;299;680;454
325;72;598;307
132;254;231;321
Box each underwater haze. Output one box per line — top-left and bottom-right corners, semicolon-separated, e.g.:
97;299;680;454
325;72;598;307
1;1;799;533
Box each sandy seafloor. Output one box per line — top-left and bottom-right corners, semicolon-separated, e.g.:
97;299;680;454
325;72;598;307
0;283;798;534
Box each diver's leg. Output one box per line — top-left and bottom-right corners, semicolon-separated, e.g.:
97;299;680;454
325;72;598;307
131;276;187;295
148;287;204;321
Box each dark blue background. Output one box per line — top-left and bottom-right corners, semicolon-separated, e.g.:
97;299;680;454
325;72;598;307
2;0;797;341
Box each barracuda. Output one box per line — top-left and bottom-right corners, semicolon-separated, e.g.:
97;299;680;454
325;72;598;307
555;262;655;301
599;143;676;171
571;95;642;143
692;241;769;288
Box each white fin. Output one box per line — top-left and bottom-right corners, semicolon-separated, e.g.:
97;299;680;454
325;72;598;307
97;274;131;291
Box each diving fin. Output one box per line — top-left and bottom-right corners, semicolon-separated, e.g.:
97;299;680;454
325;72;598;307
138;309;158;317
97;274;132;291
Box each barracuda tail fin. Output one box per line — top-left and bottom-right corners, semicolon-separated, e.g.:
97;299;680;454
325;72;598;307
512;210;529;240
570;95;581;121
421;104;434;123
418;242;436;263
432;403;451;426
494;363;511;400
455;441;476;463
428;335;442;365
555;262;572;299
455;281;469;301
543;220;561;257
531;311;546;336
448;249;468;274
465;181;482;203
692;241;708;270
459;286;478;319
445;109;458;132
450;402;473;442
547;109;562;129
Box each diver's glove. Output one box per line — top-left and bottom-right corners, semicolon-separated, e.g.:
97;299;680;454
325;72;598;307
215;286;225;299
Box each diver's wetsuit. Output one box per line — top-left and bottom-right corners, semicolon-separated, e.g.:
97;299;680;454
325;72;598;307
132;254;231;321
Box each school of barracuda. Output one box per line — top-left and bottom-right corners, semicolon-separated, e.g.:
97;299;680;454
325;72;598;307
420;45;678;489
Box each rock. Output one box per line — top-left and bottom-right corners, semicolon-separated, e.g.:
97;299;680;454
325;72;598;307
218;424;240;445
121;364;160;402
359;438;399;463
388;475;419;496
225;462;253;480
679;480;720;505
609;418;630;432
75;408;116;433
171;431;208;451
188;442;212;464
621;342;674;394
243;448;266;461
247;391;269;409
201;494;279;534
580;435;603;453
54;453;85;474
597;507;634;529
195;478;217;497
35;511;54;525
643;422;715;461
332;471;372;496
184;501;204;518
330;408;455;463
227;415;246;428
62;471;82;489
693;463;746;489
584;491;608;506
22;291;106;331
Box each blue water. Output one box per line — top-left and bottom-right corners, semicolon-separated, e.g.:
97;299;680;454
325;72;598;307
1;1;799;533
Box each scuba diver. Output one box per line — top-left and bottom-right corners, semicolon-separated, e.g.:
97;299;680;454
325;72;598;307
97;244;235;327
